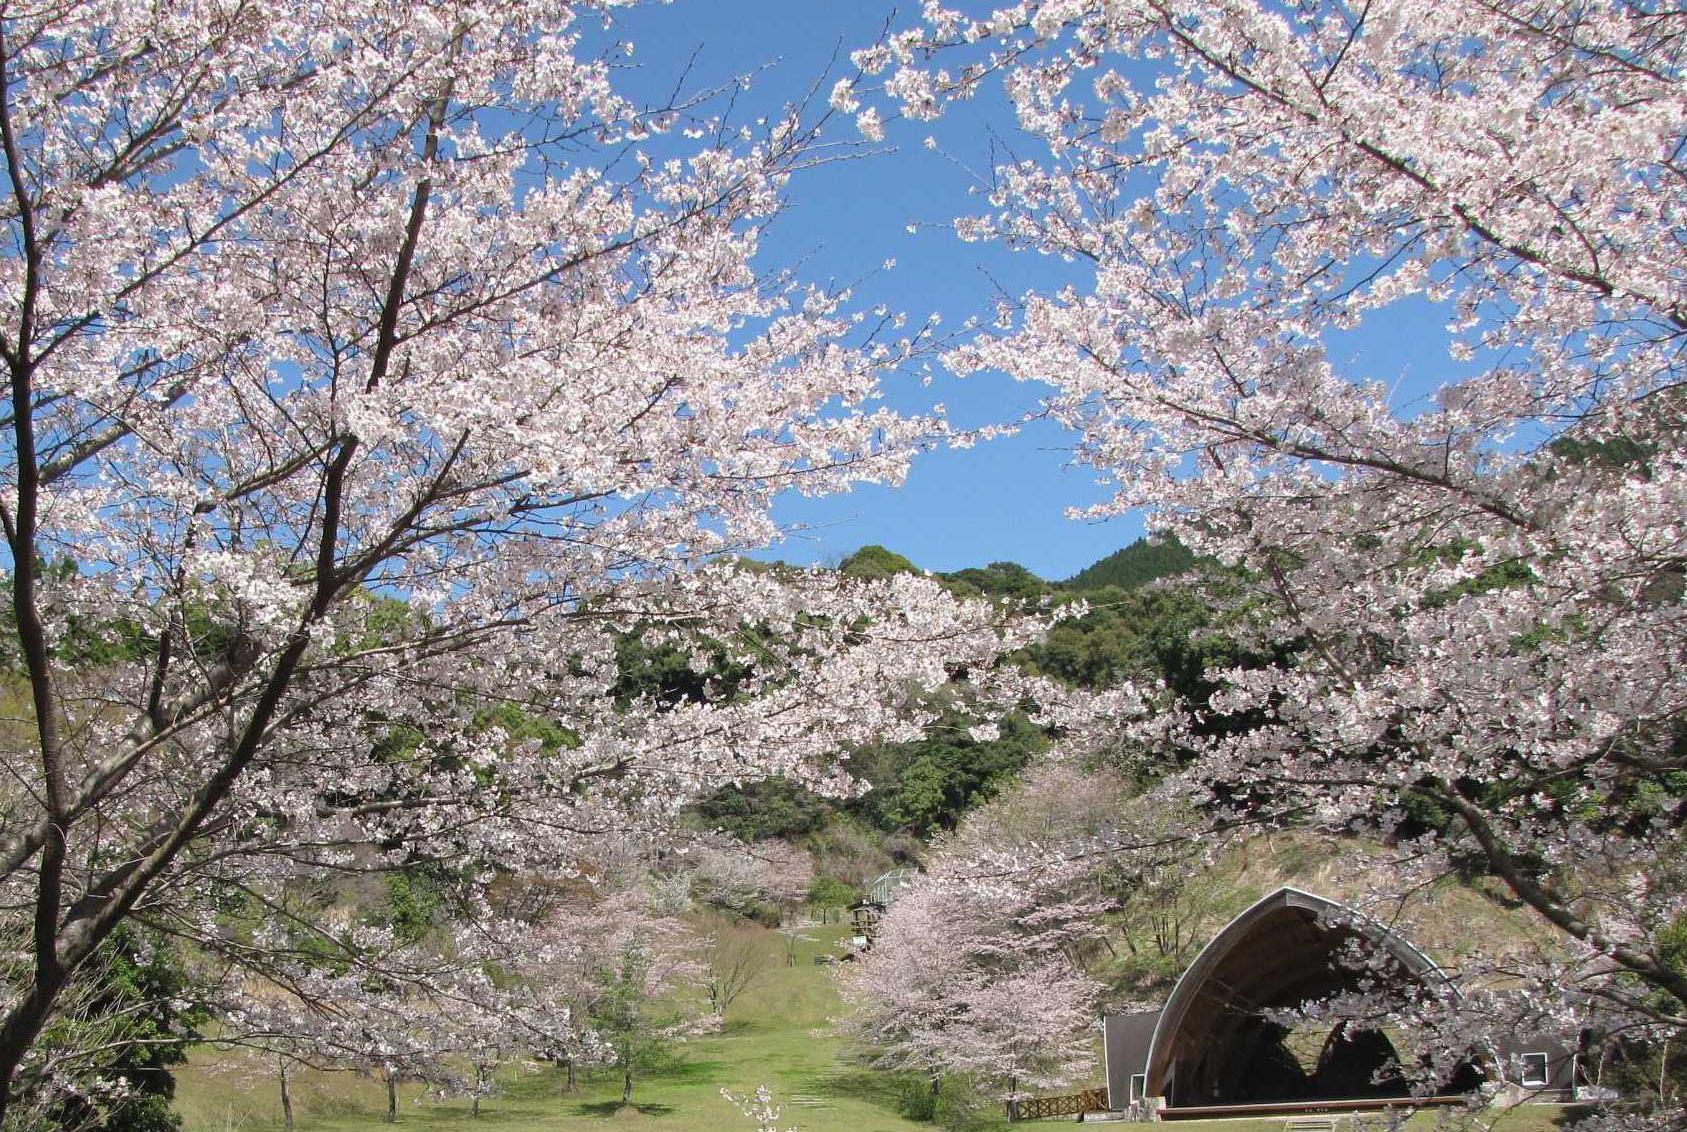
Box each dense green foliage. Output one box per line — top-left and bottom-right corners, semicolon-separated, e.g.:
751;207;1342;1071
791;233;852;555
691;778;833;841
838;545;920;580
1021;584;1208;692
383;867;449;945
847;710;1048;837
939;561;1048;601
692;703;1049;841
1061;537;1194;592
842;535;1197;601
44;926;208;1132
612;633;754;709
805;876;859;910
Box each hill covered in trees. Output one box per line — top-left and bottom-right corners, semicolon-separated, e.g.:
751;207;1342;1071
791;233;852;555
835;534;1197;598
1061;537;1196;592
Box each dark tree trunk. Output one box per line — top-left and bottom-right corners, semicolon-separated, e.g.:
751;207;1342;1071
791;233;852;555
0;977;63;1127
280;1057;295;1131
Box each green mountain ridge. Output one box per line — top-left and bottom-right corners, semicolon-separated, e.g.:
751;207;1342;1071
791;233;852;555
834;535;1197;596
1060;535;1196;591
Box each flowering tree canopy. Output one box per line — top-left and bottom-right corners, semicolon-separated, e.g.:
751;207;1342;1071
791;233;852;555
837;761;1114;1097
856;0;1686;1108
0;0;1045;1115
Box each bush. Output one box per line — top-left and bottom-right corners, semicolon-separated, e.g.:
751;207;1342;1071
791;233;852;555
745;902;782;928
935;1080;1008;1132
689;778;831;841
895;1074;1008;1131
802;815;895;887
806;876;858;910
897;1077;939;1121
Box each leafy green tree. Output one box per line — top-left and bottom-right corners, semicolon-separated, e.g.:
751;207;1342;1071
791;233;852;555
851;710;1048;836
587;929;700;1106
838;545;920;580
611;632;755;709
689;778;831;841
940;561;1049;601
806;876;858;911
1025;583;1215;692
1024;571;1294;757
384;867;447;946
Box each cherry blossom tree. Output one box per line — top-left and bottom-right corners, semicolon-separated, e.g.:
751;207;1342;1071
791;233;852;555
865;0;1686;1115
836;869;1107;1100
0;0;1050;1118
226;947;474;1124
836;767;1113;1102
220;897;643;1121
684;839;815;919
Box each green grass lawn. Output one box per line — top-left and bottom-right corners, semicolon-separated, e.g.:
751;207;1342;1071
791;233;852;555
177;923;941;1132
172;922;1580;1132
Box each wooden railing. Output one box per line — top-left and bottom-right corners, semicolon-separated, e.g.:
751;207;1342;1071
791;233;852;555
1006;1087;1108;1121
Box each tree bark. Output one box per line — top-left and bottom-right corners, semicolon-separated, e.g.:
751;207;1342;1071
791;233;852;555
280;1057;294;1132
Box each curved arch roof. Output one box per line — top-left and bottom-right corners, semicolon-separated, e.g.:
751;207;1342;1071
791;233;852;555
1144;886;1451;1103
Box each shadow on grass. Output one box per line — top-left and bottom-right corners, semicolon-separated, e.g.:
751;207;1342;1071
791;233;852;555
658;1058;725;1083
393;1107;532;1125
572;1100;677;1118
812;1066;909;1114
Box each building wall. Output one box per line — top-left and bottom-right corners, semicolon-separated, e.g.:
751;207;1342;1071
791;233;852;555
1104;1011;1162;1112
1494;1034;1579;1099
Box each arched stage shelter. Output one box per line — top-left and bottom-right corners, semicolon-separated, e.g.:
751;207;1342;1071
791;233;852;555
1102;887;1574;1119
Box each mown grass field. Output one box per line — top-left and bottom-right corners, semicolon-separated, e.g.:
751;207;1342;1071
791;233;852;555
178;923;949;1132
173;922;1576;1132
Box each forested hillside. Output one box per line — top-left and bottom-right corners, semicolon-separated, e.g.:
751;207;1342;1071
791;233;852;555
1061;537;1196;592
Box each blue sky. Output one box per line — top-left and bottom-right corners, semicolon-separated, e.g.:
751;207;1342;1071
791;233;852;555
595;2;1458;581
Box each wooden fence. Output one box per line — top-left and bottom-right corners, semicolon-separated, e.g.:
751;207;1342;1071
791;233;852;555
1006;1088;1108;1121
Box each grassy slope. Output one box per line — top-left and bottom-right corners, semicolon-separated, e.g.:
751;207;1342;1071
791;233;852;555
1214;832;1556;966
177;924;937;1132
